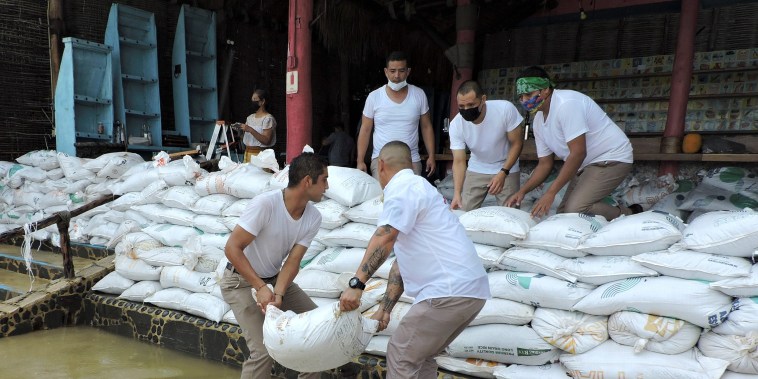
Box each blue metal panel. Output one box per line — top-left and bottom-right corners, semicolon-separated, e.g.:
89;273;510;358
105;4;164;150
54;38;114;156
173;5;218;145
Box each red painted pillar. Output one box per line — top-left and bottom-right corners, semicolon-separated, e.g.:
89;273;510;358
659;0;698;176
448;0;477;119
286;0;313;163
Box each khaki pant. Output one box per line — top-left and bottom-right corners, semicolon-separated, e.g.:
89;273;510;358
461;170;520;211
370;158;421;180
386;297;485;379
220;268;318;379
243;146;264;163
558;161;633;221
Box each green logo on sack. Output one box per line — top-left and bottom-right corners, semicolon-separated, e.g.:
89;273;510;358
517;348;552;356
719;167;746;183
730;194;758;209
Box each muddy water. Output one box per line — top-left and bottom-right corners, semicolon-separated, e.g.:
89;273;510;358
0;326;242;379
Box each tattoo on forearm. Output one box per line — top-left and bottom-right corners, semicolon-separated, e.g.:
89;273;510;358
381;294;398;312
360;247;386;276
381;264;404;312
374;224;392;236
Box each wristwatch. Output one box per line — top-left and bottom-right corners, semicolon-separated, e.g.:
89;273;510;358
500;168;509;175
348;277;366;290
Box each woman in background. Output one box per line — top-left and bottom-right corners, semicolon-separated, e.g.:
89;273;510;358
241;89;276;163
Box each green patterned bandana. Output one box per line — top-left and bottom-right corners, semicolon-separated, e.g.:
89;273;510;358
516;77;554;95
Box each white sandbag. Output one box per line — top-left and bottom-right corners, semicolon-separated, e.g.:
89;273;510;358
45;168;65;180
263;301;378;373
577;211;685;256
16;150;60;170
156;156;206;186
192;194;238;216
300;241;326;268
459;207;536;248
106;220;141;249
183;293;231;323
221;198;250;217
363;301;413;336
632;249;752;281
158;186;201;210
114;255;162;281
652;186;692;221
118;281;163;302
89;237;110;246
531;308;608;355
222;309;238;325
488;271;595;311
711;265;758;297
84;152;144;179
110;169;159;195
679;167;758;212
470;298;534;326
222;216;240;232
123;210;152;228
197;233;229;250
514;213;608;257
161;207;198;227
572;276;733;328
193;214;231;234
698;331;758;374
320;223;375;248
497;247;576;282
131;203;174;224
474;244;505;270
359;278;388;313
143;223;204;247
215;165;272;198
268;165;289;190
310;297;337;308
680;210;758;257
313;199;350;229
622;173;678;211
303;246;365;274
145;288;192;312
293;270;344;298
114;232;162;257
492;363;569;379
160;266;216;293
324;166;382;207
446;324;560;365
110;192;143;211
557;255;659;285
560;340;728;379
137;179;168;205
365;335;390;356
92;271;134;295
435;356;505;379
608;311;702;354
136;246;197;268
715;298;758;336
194;246;225;273
12;165;53;183
344;196;383;225
721;371;758;378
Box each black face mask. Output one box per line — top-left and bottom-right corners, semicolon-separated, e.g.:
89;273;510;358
459;104;481;122
251;101;261;112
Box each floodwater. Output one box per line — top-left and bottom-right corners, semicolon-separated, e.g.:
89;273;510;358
0;326;243;379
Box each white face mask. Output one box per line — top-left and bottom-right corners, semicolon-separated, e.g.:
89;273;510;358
387;80;408;91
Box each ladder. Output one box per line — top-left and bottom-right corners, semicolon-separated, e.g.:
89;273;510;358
205;120;240;161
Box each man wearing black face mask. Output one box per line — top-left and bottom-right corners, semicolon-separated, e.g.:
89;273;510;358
449;80;524;211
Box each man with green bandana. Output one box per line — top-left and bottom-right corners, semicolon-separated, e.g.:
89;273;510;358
505;66;642;221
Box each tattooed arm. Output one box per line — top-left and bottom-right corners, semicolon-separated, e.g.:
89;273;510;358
339;224;399;312
370;260;404;331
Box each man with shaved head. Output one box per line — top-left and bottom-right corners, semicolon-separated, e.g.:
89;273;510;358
340;140;490;378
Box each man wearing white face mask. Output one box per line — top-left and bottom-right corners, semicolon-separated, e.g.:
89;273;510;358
449;80;524;211
357;51;436;179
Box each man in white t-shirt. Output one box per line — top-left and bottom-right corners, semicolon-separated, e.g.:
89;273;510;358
357;51;436;179
340;141;490;378
221;152;328;379
449;80;524;211
505;66;641;221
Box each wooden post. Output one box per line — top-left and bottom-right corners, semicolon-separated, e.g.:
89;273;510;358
48;0;66;98
286;0;313;163
57;212;73;279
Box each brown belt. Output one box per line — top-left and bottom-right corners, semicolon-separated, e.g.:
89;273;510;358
245;146;264;153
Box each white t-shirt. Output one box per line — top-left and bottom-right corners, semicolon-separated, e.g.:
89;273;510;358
243;113;277;148
238;189;321;278
377;169;491;303
363;85;430;162
449;100;524;175
533;89;633;169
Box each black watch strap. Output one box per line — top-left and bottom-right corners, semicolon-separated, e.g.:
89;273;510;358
349;277;366;290
500;168;509;175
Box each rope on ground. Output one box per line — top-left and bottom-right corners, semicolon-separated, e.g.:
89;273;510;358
21;221;36;292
